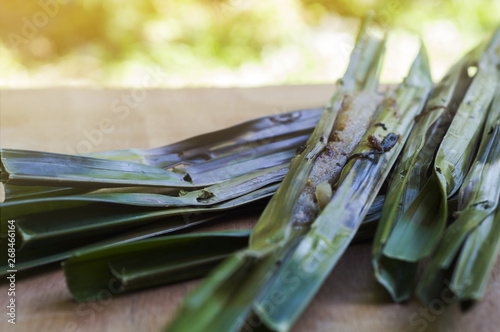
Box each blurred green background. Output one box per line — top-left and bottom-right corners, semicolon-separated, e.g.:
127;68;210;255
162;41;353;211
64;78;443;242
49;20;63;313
1;0;499;87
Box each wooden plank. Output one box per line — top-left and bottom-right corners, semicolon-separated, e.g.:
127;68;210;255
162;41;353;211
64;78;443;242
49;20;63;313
1;86;499;332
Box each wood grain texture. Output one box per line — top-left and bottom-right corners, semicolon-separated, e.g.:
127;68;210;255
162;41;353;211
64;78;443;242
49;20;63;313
1;86;499;332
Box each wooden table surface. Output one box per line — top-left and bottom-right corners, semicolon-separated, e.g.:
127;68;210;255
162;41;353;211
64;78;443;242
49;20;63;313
1;86;499;332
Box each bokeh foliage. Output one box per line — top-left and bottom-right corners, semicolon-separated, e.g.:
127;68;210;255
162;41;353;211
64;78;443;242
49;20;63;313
1;0;499;86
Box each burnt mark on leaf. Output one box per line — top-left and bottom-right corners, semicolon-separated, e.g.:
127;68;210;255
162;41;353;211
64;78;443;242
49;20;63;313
347;133;400;163
374;122;388;130
380;133;400;152
346;152;381;163
197;189;215;202
368;135;383;151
